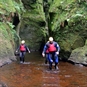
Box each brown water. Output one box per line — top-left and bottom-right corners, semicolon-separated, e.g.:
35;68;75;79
0;52;87;87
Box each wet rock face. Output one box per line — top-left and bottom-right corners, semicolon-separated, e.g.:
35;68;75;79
20;24;44;51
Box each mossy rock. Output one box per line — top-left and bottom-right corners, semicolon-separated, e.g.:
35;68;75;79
69;40;87;65
0;22;16;66
59;34;85;52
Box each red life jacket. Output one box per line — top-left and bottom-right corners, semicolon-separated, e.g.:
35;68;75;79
48;43;56;52
20;44;26;51
46;49;49;53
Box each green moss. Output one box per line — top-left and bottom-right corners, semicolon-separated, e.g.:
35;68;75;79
0;0;24;15
49;0;75;12
0;23;13;56
23;11;45;23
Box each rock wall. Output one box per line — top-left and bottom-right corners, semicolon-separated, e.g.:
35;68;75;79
0;0;24;66
20;0;47;51
0;23;16;66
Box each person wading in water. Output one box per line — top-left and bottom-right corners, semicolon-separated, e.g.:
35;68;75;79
42;37;60;70
16;40;30;64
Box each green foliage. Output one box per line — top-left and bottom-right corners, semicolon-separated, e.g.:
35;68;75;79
49;0;75;12
0;0;24;43
13;0;25;13
48;0;87;40
0;0;24;15
0;0;15;13
0;22;10;39
0;22;19;43
7;22;15;29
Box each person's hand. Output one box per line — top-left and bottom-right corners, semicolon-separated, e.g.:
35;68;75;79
28;51;30;53
42;53;45;57
56;51;59;55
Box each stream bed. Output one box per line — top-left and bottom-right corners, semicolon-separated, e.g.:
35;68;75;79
0;52;87;87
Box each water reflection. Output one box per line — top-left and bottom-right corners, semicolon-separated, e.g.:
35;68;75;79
0;52;87;87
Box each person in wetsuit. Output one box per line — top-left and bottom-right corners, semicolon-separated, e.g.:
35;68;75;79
16;40;30;63
42;37;60;70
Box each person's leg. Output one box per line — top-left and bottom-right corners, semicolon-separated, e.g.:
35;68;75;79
48;53;53;70
45;54;48;64
22;52;26;63
54;53;59;70
19;52;23;63
49;62;52;70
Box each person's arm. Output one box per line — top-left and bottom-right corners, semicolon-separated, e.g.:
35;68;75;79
16;46;20;52
55;42;60;55
42;45;48;57
26;45;30;53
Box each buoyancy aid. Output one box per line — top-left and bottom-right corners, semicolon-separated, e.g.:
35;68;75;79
20;44;26;51
46;49;49;53
48;43;56;52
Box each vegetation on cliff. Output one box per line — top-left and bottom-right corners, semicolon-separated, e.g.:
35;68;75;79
44;0;87;61
0;0;24;66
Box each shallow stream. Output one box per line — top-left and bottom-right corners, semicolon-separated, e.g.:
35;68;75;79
0;52;87;87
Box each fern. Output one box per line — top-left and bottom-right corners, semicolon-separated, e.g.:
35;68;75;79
7;22;15;29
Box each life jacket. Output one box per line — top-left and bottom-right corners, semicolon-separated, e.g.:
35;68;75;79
46;49;49;53
48;43;56;52
20;44;26;51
